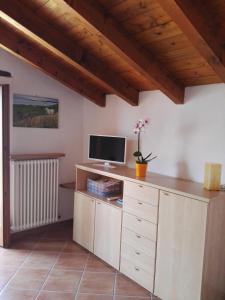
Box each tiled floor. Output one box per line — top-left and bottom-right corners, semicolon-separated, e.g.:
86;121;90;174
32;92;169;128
0;222;160;300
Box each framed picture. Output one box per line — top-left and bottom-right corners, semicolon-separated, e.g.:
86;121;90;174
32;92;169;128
13;94;59;128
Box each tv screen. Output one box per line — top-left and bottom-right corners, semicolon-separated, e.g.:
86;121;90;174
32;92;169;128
89;135;126;164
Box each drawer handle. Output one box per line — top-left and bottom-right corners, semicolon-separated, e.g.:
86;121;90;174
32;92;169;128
97;202;101;205
138;185;143;188
136;235;141;239
163;192;169;196
138;202;143;205
135;267;140;271
135;251;140;255
137;218;142;222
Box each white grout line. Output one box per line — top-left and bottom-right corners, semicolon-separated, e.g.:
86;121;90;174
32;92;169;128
33;240;68;300
1;228;154;300
0;233;45;295
74;252;90;300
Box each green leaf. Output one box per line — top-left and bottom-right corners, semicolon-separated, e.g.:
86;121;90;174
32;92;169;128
145;156;157;162
143;152;152;160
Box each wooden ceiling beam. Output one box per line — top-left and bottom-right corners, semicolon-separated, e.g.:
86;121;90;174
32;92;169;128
157;0;225;82
62;0;184;104
0;20;106;106
0;0;139;106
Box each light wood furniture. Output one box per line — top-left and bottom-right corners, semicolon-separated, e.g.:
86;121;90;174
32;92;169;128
121;181;159;291
94;200;122;269
73;192;95;252
73;163;225;300
155;191;208;300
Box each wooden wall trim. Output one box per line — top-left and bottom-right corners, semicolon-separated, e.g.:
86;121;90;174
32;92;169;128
1;84;10;248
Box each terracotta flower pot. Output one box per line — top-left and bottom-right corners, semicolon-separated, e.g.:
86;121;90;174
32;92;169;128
136;163;148;177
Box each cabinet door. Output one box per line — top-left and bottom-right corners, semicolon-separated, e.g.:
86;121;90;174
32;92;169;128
155;191;208;300
73;192;95;252
94;201;122;269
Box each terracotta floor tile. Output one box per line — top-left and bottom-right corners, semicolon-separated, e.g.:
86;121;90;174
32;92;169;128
0;288;38;300
0;277;10;290
42;228;72;240
0;265;18;277
0;223;157;299
1;248;31;255
37;291;75;300
86;255;116;273
79;272;115;295
0;256;26;267
76;294;113;300
0;249;30;267
10;242;36;250
55;253;88;270
43;269;82;292
23;251;58;269
115;274;150;297
34;240;66;252
62;241;88;254
0;266;18;289
8;268;49;290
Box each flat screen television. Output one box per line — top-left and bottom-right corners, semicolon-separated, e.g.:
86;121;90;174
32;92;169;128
88;135;126;166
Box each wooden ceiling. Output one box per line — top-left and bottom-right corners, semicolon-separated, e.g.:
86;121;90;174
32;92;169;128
0;0;224;106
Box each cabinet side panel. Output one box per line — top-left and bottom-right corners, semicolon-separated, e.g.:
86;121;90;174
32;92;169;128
201;196;225;300
155;192;207;300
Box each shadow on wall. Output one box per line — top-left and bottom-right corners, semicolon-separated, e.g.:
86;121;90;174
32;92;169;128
126;138;136;167
176;161;191;181
175;123;195;180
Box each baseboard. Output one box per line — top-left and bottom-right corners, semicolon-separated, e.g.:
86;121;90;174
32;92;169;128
10;219;73;243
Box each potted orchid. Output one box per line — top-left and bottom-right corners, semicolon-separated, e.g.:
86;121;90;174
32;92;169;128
133;118;157;177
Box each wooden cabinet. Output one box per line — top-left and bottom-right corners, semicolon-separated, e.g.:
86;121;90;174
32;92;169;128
121;180;159;292
155;191;208;300
124;180;158;206
94;201;122;269
73;192;95;252
74;164;225;299
123;195;158;223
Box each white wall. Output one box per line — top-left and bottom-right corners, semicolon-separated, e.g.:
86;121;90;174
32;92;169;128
83;84;225;184
1;46;225;220
0;48;84;220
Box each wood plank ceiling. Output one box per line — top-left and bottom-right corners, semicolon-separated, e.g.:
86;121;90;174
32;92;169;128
0;0;224;106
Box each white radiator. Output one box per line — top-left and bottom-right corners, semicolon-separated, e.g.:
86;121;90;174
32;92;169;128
10;158;59;232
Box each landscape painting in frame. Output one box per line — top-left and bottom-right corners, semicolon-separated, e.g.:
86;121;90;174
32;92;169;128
13;94;59;128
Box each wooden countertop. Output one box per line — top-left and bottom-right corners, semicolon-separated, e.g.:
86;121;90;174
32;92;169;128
76;163;225;203
11;153;65;161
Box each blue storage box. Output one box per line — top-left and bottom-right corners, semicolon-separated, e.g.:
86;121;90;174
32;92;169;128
87;177;122;197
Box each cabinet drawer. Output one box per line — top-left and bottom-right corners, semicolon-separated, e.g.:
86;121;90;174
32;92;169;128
121;242;155;275
123;212;157;242
120;257;154;292
124;180;158;206
122;227;156;259
123;196;158;224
